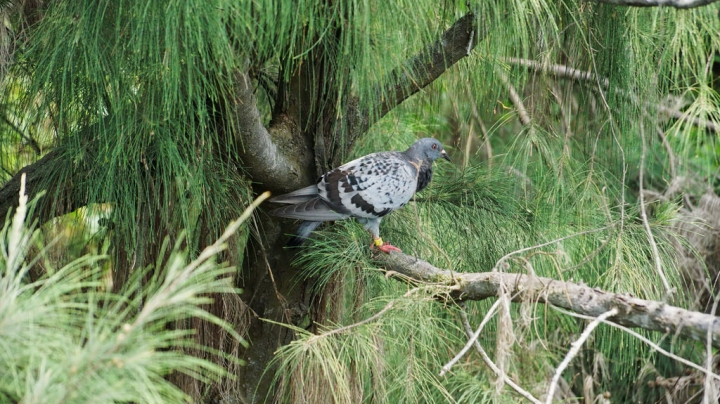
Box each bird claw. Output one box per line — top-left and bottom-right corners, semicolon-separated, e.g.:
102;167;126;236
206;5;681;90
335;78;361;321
379;243;402;253
372;241;402;254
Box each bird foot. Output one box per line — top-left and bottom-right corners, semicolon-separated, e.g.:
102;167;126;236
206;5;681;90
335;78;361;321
378;243;402;253
371;237;402;253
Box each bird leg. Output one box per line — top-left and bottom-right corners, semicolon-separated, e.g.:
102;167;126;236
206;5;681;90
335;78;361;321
364;219;401;253
371;236;402;253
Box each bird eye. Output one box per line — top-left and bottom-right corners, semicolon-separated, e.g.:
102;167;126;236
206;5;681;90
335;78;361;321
431;143;437;150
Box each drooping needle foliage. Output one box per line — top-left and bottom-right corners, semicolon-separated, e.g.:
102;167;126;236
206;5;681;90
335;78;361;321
1;0;719;402
0;184;265;403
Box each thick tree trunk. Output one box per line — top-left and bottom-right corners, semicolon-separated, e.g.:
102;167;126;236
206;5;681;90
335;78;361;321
229;12;482;401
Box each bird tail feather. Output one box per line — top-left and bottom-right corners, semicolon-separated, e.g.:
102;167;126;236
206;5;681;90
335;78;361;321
269;185;318;204
287;221;322;247
269;198;347;221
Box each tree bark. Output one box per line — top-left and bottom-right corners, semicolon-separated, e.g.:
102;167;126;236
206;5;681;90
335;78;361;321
377;251;720;349
229;11;487;401
0;148;87;223
349;12;482;144
234;69;315;194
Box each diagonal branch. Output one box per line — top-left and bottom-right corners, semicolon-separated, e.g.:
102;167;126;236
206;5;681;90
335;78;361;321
352;12;483;137
545;308;618;404
497;68;532;126
375;251;720;349
1;115;41;154
503;57;720;133
458;308;543;404
0;148;86;223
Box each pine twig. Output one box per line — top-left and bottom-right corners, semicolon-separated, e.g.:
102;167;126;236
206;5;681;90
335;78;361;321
439;299;501;376
545;308;618;404
1;115;41;155
458;307;542;404
704;295;720;402
307;287;425;342
491;225;615;272
638;122;673;295
502;57;720;133
552;306;720;383
497;68;532;126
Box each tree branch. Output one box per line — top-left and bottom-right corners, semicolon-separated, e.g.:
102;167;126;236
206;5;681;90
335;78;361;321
497;68;532;126
1;115;41;155
588;0;719;8
0;148;86;222
545;308;618;404
503;57;720;133
375;252;720;349
458;308;542;404
234;70;315;194
353;12;483;136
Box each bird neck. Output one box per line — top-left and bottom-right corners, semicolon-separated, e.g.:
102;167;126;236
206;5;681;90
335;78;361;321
416;160;434;192
403;144;426;161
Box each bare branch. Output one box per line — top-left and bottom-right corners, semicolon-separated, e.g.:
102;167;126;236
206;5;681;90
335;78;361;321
458;308;543;404
554;307;720;382
705;295;720;401
375;252;720;349
353;12;483;136
0;148;86;223
639;122;672;294
1;115;41;155
308;287;423;340
657;105;720;133
545;308;618;404
503;57;720;133
440;299;501;376
497;68;532;126
492;225;614;272
588;0;719;9
502;57;609;87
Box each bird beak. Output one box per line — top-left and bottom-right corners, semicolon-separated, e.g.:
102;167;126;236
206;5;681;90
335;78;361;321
441;150;451;162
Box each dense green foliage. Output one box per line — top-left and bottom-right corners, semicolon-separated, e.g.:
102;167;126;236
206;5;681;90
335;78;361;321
1;0;719;402
272;109;690;402
0;189;262;402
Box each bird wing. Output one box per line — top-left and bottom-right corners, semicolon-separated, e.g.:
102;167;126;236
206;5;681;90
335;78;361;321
269;184;319;204
318;152;418;219
268;197;349;221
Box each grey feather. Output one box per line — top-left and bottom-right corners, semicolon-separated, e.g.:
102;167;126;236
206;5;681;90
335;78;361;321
269;197;348;221
268;138;450;245
269;185;318;204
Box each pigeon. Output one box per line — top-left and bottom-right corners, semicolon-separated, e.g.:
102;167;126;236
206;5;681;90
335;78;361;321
268;138;451;253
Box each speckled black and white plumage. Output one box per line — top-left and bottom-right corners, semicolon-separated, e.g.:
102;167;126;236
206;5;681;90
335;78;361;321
269;138;450;252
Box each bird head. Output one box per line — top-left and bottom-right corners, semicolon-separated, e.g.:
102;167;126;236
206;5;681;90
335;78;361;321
407;138;451;163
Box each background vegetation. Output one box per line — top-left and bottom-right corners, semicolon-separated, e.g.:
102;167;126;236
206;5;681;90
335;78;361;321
1;0;719;402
